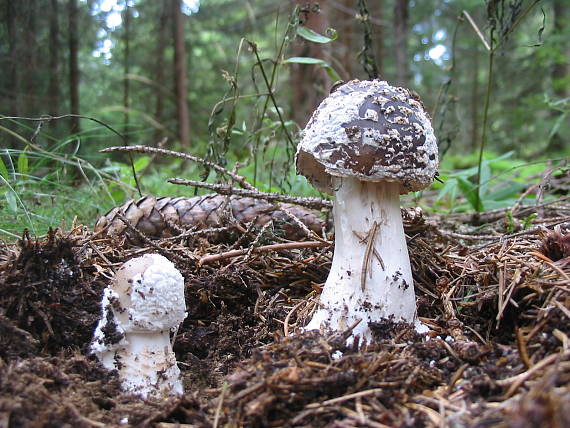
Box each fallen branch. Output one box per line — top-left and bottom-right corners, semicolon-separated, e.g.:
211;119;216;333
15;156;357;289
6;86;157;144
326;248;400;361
169;177;332;210
101;145;255;190
199;240;331;265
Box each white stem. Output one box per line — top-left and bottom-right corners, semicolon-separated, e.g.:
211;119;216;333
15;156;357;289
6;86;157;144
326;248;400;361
305;177;419;343
102;331;183;399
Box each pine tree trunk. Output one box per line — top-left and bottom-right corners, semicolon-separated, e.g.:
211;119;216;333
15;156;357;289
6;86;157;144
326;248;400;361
23;0;37;115
548;0;570;151
552;0;569;99
123;3;131;144
68;0;80;133
48;0;60;119
292;1;331;127
154;2;169;142
172;0;190;148
331;0;355;79
370;0;385;78
394;0;410;86
6;1;19;117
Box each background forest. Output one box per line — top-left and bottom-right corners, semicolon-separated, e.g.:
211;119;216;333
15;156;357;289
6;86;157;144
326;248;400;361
0;0;569;238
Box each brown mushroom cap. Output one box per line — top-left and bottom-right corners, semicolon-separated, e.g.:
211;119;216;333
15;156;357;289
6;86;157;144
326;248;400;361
296;79;438;194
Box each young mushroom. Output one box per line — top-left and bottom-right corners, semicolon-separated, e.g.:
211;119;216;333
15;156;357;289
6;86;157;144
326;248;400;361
296;79;438;344
91;253;187;398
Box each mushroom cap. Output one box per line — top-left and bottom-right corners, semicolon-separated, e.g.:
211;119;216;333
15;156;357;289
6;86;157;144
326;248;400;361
296;79;438;194
112;253;186;332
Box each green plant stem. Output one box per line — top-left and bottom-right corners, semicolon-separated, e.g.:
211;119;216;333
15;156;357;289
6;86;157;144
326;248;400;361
475;49;494;212
247;41;295;150
249;20;291;186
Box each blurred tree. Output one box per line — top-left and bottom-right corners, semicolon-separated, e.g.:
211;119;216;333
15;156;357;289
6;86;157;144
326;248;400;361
68;0;80;133
48;0;61;119
154;1;170;142
369;0;385;78
172;0;190;147
5;1;19;118
0;0;566;165
291;1;332;127
394;0;410;86
23;0;38;116
123;0;131;144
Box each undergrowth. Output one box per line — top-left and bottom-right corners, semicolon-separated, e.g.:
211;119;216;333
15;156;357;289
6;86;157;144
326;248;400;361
1;4;567;240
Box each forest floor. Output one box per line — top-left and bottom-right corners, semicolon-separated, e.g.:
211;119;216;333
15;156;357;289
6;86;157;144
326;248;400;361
0;192;569;428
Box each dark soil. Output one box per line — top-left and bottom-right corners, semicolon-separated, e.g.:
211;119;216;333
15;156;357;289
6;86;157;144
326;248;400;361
1;203;569;427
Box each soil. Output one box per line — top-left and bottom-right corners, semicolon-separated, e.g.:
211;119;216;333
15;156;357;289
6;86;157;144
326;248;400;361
0;202;569;428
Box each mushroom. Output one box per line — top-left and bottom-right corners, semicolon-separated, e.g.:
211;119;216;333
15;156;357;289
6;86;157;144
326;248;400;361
91;253;187;398
296;79;438;344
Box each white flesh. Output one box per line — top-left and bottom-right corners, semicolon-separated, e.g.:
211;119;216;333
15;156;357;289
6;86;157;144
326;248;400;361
305;177;419;344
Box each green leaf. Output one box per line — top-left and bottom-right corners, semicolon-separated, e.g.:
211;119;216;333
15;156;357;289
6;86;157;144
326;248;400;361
488;182;527;201
5;191;18;213
296;26;337;44
548;112;567;142
17;147;29;176
435;178;457;201
133;156;150;173
283;57;341;81
283;56;328;65
456;177;481;211
479;162;492;195
0;156;9;181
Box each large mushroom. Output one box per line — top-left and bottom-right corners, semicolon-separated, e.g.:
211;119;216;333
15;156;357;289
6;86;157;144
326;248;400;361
296;79;438;344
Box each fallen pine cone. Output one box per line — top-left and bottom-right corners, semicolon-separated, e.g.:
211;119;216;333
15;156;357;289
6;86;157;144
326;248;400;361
94;194;326;243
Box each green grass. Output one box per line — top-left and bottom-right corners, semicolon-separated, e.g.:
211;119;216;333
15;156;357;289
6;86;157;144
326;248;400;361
2;143;565;242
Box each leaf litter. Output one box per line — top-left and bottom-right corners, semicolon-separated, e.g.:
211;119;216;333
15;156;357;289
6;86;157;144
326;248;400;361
0;187;569;427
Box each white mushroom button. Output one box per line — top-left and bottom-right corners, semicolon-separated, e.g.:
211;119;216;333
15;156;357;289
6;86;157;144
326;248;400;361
91;253;187;398
296;79;438;345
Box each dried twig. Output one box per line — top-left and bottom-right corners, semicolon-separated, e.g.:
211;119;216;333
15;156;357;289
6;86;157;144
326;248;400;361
198;240;331;265
361;221;380;292
496;353;564;399
283;300;306;337
169;177;332;210
101;145;255;190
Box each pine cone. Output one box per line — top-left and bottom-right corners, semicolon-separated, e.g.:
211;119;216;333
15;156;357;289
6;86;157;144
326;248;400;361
94;194;325;243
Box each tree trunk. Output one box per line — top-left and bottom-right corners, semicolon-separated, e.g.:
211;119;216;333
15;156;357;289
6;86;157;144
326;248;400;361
393;0;410;86
547;0;570;151
68;0;80;133
330;0;355;80
370;0;385;78
292;1;331;127
552;0;569;99
172;0;190;148
23;0;37;115
123;2;131;144
6;1;19;117
48;0;61;118
154;2;169;142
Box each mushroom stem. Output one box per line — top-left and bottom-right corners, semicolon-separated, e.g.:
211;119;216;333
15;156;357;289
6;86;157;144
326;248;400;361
111;331;183;397
305;177;419;343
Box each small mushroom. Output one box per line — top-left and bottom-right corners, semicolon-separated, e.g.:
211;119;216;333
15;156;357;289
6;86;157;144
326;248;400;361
296;79;438;344
91;253;187;398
